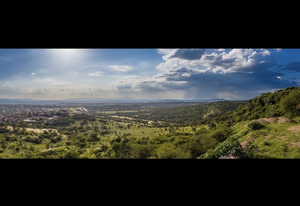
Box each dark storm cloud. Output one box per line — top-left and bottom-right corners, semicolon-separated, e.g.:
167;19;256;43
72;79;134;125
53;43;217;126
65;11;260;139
155;67;198;80
153;67;297;99
168;49;206;60
280;61;300;72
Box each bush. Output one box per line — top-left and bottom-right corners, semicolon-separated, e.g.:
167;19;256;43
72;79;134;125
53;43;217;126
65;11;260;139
247;121;265;131
155;143;191;159
199;137;248;159
183;135;218;158
61;149;80;159
0;127;10;133
210;127;232;142
23;136;42;144
50;136;62;143
129;144;156;159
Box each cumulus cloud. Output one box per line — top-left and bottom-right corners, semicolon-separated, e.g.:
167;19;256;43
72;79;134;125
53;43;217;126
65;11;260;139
197;49;276;73
147;48;300;99
166;49;206;60
157;49;277;74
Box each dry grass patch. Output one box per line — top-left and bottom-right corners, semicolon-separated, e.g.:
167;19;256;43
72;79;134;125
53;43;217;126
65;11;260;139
6;126;59;134
240;136;257;149
288;125;300;134
25;128;58;134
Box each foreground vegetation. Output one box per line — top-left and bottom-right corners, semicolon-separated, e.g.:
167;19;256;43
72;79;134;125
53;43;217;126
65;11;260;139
1;86;300;159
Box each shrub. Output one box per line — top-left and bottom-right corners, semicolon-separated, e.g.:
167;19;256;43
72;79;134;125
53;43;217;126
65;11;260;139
183;135;218;158
155;142;191;159
89;131;99;142
210;127;233;142
22;136;42;144
129;144;156;159
199;137;247;159
50;136;62;143
247;121;265;131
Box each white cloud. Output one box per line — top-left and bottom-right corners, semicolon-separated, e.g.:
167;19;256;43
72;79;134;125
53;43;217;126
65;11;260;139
157;49;175;55
88;71;103;76
109;65;133;71
260;49;271;56
192;49;275;73
157;49;275;73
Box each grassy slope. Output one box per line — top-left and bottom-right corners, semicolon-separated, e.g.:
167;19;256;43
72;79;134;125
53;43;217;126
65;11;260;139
241;120;300;158
199;87;300;159
200;117;300;159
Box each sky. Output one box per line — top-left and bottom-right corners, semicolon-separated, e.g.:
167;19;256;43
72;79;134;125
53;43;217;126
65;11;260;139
0;48;300;100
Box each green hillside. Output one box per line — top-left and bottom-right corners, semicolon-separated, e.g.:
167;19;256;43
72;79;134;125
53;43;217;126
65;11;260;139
199;86;300;159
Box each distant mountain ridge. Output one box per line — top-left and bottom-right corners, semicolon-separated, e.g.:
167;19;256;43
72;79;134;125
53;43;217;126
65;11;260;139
0;97;227;104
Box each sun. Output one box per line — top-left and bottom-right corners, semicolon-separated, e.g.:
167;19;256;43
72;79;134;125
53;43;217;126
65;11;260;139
53;48;77;55
50;49;82;62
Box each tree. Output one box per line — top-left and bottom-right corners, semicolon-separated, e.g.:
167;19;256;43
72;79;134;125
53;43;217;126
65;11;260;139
279;88;300;118
62;149;80;159
129;144;155;159
183;135;218;158
89;131;99;142
111;142;121;158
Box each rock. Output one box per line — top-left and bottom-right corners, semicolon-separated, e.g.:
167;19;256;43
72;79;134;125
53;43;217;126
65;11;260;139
218;154;239;159
253;116;294;124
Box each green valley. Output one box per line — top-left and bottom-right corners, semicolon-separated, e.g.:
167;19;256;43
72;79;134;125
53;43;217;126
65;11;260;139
1;86;300;159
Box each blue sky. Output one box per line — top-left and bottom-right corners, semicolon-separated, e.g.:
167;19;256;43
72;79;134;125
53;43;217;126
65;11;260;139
0;48;300;100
